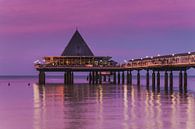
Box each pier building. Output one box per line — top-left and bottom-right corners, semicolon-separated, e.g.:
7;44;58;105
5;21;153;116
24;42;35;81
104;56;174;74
35;30;119;85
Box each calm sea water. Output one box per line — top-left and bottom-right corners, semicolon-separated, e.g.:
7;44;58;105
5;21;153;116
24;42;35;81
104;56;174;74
0;76;195;129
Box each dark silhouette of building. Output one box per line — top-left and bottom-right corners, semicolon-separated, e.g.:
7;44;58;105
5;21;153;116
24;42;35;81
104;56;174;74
61;30;94;56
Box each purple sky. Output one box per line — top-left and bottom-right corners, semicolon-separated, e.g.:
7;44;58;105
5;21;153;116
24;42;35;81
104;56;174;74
1;0;195;75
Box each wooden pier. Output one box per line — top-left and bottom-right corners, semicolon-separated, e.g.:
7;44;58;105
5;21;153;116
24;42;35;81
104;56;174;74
35;30;195;93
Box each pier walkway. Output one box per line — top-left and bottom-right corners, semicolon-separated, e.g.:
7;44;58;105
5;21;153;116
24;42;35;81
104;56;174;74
36;52;195;93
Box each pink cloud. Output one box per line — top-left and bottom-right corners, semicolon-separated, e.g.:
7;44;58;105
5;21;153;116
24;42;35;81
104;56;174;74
0;0;195;35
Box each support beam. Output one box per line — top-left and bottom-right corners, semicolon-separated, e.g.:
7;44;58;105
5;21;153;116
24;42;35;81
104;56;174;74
157;71;160;92
67;71;71;85
113;72;116;84
137;70;140;86
129;71;132;85
108;75;111;83
118;71;120;84
179;70;183;93
184;70;187;93
39;71;45;85
71;72;74;85
122;71;125;84
89;72;92;84
164;71;168;92
146;70;149;87
99;72;102;84
127;71;130;84
64;72;67;84
103;75;106;82
152;71;155;91
95;71;98;84
169;71;173;92
92;71;95;85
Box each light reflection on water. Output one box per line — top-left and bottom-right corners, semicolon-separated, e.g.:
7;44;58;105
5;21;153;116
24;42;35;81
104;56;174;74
31;84;195;129
0;77;195;129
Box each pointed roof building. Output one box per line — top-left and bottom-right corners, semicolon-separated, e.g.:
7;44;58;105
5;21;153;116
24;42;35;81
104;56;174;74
61;30;94;56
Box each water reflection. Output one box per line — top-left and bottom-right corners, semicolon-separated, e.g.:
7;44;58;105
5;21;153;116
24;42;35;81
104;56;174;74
123;85;129;129
32;83;195;129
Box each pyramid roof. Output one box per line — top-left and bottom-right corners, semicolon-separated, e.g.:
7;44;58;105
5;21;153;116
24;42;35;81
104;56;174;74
61;30;94;56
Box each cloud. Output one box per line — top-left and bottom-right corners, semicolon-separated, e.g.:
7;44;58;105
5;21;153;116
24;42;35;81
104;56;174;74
0;0;195;35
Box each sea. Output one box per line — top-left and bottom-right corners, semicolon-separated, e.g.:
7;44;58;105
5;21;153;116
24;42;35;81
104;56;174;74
0;75;195;129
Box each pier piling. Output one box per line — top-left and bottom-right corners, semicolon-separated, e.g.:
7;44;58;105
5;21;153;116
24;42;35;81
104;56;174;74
99;72;102;84
129;71;132;85
170;71;173;92
113;72;116;84
126;71;130;84
122;71;125;84
92;71;95;85
157;71;160;92
118;71;120;84
184;70;187;93
146;70;150;87
39;71;45;85
137;70;140;86
89;72;92;84
164;71;168;92
179;71;183;93
152;71;155;91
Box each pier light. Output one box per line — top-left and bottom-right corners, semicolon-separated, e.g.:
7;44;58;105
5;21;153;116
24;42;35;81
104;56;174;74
188;51;191;54
157;54;160;56
146;56;149;58
172;54;175;56
33;60;40;64
131;59;134;61
141;58;143;60
151;56;153;59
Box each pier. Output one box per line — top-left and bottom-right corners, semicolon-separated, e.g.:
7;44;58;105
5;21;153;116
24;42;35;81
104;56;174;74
35;30;195;93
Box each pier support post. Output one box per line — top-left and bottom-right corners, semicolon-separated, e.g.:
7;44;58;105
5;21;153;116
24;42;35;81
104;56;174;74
113;72;116;84
103;75;106;82
39;71;45;85
129;71;132;85
108;75;111;83
99;72;102;84
71;72;74;85
92;71;95;85
66;71;71;85
66;71;69;85
64;72;67;84
179;70;183;93
95;71;98;84
89;72;92;84
152;71;155;91
146;70;150;87
157;71;160;92
184;70;187;93
164;71;168;92
137;70;140;86
170;71;173;92
122;71;125;84
118;71;120;84
127;71;130;84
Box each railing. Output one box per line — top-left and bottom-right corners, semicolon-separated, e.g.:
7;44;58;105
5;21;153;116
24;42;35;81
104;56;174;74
126;53;195;69
35;64;123;69
35;52;195;70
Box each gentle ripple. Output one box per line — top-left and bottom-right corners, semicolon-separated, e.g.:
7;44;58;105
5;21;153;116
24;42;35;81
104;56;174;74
0;77;195;129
